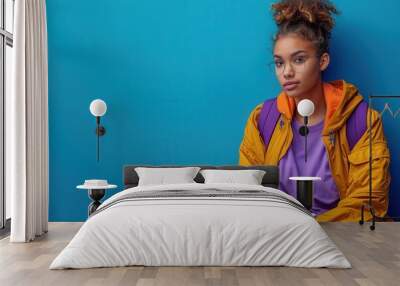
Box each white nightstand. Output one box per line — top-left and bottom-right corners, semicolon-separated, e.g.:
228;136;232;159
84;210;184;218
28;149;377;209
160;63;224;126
77;180;117;216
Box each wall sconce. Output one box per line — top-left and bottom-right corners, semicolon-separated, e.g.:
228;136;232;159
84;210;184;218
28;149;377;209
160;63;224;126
89;99;107;162
297;99;315;163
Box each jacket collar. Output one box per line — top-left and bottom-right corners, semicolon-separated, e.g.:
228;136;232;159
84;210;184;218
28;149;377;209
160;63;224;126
276;80;363;133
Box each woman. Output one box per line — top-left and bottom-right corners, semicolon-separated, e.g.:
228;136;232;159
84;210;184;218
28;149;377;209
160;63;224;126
239;0;390;222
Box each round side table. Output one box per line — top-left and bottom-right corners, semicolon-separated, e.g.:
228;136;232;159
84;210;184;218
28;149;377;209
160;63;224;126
289;176;321;211
77;183;117;216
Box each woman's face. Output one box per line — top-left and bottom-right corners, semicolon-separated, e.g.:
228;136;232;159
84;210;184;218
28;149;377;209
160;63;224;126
272;33;329;97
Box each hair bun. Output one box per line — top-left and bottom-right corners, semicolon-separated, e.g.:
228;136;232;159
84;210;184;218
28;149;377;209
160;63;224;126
271;0;339;34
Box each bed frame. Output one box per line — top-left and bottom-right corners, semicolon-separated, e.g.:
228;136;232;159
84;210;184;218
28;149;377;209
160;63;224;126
123;165;279;189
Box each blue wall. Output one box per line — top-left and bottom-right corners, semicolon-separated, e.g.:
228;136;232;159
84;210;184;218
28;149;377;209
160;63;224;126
47;0;400;221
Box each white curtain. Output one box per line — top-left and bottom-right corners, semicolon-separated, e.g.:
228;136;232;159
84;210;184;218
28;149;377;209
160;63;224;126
7;0;49;242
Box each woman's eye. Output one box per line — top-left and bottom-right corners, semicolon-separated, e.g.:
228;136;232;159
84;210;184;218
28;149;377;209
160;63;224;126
275;61;283;68
294;57;306;64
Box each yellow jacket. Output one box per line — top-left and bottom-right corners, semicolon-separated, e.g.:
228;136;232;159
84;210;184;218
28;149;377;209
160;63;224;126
239;80;390;222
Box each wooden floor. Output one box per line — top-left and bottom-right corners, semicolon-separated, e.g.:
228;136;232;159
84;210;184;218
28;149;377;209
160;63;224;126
0;222;399;286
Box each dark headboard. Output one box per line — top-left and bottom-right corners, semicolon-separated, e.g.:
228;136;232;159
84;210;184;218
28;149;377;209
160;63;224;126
123;165;279;189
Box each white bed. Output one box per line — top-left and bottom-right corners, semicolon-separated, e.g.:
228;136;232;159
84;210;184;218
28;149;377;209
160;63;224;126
50;183;351;269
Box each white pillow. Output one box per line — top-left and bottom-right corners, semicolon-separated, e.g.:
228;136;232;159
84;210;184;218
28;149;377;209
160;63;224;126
200;169;266;185
135;167;201;186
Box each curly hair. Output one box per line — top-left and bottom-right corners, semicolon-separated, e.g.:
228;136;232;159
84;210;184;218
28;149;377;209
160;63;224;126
271;0;340;56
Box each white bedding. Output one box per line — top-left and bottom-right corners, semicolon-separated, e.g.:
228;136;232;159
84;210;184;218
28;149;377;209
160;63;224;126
50;183;351;269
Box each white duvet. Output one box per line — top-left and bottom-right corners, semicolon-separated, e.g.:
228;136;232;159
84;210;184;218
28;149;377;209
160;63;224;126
50;183;351;269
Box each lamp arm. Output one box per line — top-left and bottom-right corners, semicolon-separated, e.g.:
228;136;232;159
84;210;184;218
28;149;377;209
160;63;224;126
304;116;308;163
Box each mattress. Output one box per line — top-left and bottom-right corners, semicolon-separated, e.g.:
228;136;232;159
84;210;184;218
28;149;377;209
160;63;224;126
50;183;351;269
